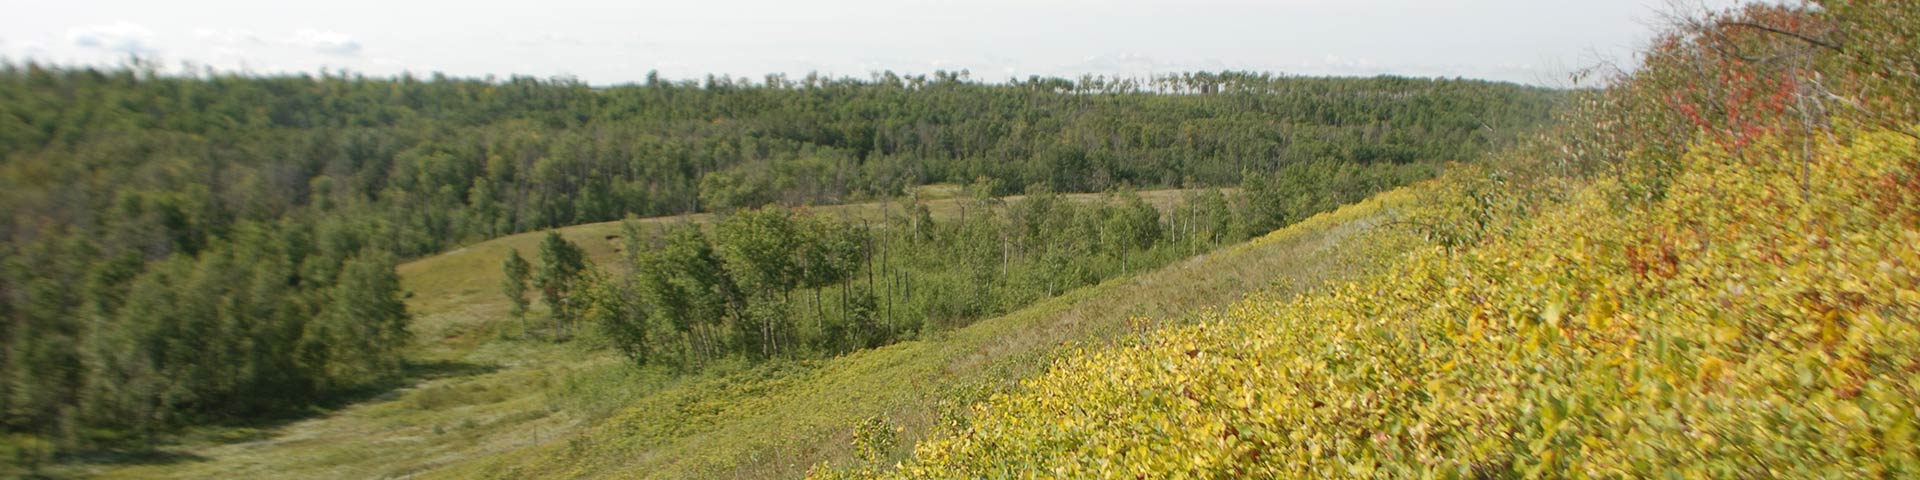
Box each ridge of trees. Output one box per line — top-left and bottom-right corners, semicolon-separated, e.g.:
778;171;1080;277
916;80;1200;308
565;184;1231;370
520;157;1426;373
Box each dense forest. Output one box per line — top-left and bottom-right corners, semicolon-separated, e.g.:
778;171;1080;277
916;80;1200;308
0;66;1558;445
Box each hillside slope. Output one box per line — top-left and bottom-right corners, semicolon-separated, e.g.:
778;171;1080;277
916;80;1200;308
78;185;1407;479
396;187;1202;362
883;4;1920;477
414;185;1430;479
892;128;1920;478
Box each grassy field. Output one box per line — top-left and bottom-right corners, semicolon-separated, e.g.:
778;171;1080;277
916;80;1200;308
73;184;1420;479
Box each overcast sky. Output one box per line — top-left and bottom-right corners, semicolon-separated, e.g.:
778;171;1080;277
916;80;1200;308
1;0;1752;87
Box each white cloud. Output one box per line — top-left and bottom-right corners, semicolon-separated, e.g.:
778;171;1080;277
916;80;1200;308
68;22;155;55
291;29;361;56
195;28;262;46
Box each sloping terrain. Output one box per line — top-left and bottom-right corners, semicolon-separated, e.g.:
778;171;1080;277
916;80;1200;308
880;3;1920;475
83;185;1426;479
891;129;1920;477
426;186;1429;480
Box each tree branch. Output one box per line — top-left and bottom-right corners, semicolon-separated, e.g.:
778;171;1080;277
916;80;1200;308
1720;21;1843;53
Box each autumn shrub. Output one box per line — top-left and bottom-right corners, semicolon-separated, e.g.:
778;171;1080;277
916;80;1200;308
880;2;1920;477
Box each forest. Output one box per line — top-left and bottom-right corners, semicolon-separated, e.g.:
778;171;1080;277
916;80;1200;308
0;65;1557;453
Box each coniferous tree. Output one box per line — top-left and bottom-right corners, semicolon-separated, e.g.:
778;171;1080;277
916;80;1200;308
501;249;532;333
534;232;588;338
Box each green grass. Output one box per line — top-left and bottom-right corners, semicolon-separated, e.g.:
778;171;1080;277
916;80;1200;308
399;186;1211;362
67;184;1401;480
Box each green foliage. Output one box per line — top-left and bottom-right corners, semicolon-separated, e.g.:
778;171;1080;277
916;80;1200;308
714;209;804;298
45;226;413;441
583;270;648;366
713;208;805;357
658;226;740;365
2;433;55;476
311;251;412;388
854;415;903;469
1238;161;1431;235
595;188;1383;373
501;249;532;324
1100;190;1162;254
535;232;589;339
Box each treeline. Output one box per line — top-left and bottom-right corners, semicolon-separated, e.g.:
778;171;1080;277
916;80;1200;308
3;222;411;443
0;65;1558;257
521;159;1429;370
0;65;1557;444
569;188;1211;369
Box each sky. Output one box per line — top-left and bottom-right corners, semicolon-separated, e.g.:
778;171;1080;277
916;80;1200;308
0;0;1754;87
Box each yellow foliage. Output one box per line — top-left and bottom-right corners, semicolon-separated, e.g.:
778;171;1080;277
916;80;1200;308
879;127;1920;478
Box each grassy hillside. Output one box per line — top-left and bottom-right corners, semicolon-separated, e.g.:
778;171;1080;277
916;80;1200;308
423;185;1430;480
880;3;1920;477
59;184;1421;479
888;128;1920;478
397;186;1200;360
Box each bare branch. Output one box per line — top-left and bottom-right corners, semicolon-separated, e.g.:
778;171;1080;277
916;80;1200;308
1720;21;1843;52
